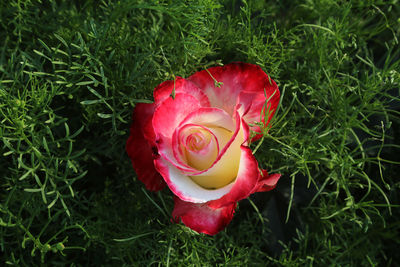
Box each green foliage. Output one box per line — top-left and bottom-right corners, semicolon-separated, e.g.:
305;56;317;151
1;0;399;265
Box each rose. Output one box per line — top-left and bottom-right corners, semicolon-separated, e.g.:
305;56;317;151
126;62;281;235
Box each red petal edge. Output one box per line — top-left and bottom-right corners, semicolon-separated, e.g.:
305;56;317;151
253;170;281;193
152;93;203;173
153;77;210;107
208;145;260;209
126;103;166;191
172;196;237;235
188;62;280;141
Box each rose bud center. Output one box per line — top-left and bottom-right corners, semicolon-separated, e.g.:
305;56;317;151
179;123;241;190
181;127;218;171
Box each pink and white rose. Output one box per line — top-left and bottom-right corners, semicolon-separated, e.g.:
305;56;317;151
126;62;281;235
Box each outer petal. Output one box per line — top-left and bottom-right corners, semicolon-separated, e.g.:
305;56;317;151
178;107;235;132
126;103;166;191
252;171;281;193
239;89;279;141
153;93;203;172
172;196;236;235
188;62;280;140
153;77;210;107
154;157;234;203
208;145;261;209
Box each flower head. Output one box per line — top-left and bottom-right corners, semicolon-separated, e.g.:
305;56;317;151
126;62;281;235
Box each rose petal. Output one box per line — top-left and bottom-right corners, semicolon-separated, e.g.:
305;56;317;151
153;93;203;140
153;93;203;172
178;107;235;132
154;157;234;203
239;89;279;141
182;109;243;175
126;103;166;191
153;77;210;107
157;106;240;174
172;107;237;180
171;123;220;172
208;145;261;209
172;196;236;235
253;171;281;193
177;124;219;170
189;115;243;189
188;62;280;140
154;111;251;201
187;114;249;189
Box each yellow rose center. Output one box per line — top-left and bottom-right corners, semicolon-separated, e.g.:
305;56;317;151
183;128;218;170
180;125;242;190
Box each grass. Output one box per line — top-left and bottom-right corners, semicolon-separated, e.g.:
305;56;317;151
1;0;399;265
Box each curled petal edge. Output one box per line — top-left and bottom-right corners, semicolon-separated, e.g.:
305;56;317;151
126;103;166;191
207;145;260;209
172;196;237;235
253;171;281;193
